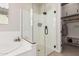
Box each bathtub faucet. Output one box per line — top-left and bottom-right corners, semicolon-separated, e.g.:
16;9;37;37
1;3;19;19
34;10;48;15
14;37;21;42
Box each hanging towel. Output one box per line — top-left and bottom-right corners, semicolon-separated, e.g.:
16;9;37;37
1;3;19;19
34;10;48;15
62;22;68;36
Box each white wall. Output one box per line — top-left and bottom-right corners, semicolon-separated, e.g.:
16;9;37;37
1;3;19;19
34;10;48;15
0;4;20;31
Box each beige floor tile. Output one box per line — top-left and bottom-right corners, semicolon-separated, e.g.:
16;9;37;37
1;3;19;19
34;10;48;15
49;44;79;56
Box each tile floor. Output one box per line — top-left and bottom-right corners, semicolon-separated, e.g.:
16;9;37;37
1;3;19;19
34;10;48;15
49;44;79;56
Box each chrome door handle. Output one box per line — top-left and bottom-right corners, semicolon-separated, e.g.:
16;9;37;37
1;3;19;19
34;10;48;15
44;26;48;35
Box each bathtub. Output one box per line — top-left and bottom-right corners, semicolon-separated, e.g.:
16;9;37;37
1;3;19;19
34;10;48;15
0;31;36;56
1;39;36;56
3;39;36;56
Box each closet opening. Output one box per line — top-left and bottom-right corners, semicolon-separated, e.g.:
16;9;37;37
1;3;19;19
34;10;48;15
61;3;79;56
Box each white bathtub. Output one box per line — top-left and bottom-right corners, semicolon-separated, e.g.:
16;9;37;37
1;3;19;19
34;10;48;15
0;31;36;56
3;39;36;56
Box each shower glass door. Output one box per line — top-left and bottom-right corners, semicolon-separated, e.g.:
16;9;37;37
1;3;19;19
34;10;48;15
37;14;46;56
21;6;33;43
35;4;57;56
32;3;46;56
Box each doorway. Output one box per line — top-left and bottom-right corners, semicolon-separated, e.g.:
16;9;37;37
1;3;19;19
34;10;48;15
61;3;79;56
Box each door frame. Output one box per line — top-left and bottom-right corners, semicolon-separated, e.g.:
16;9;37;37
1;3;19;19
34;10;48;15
55;4;62;53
